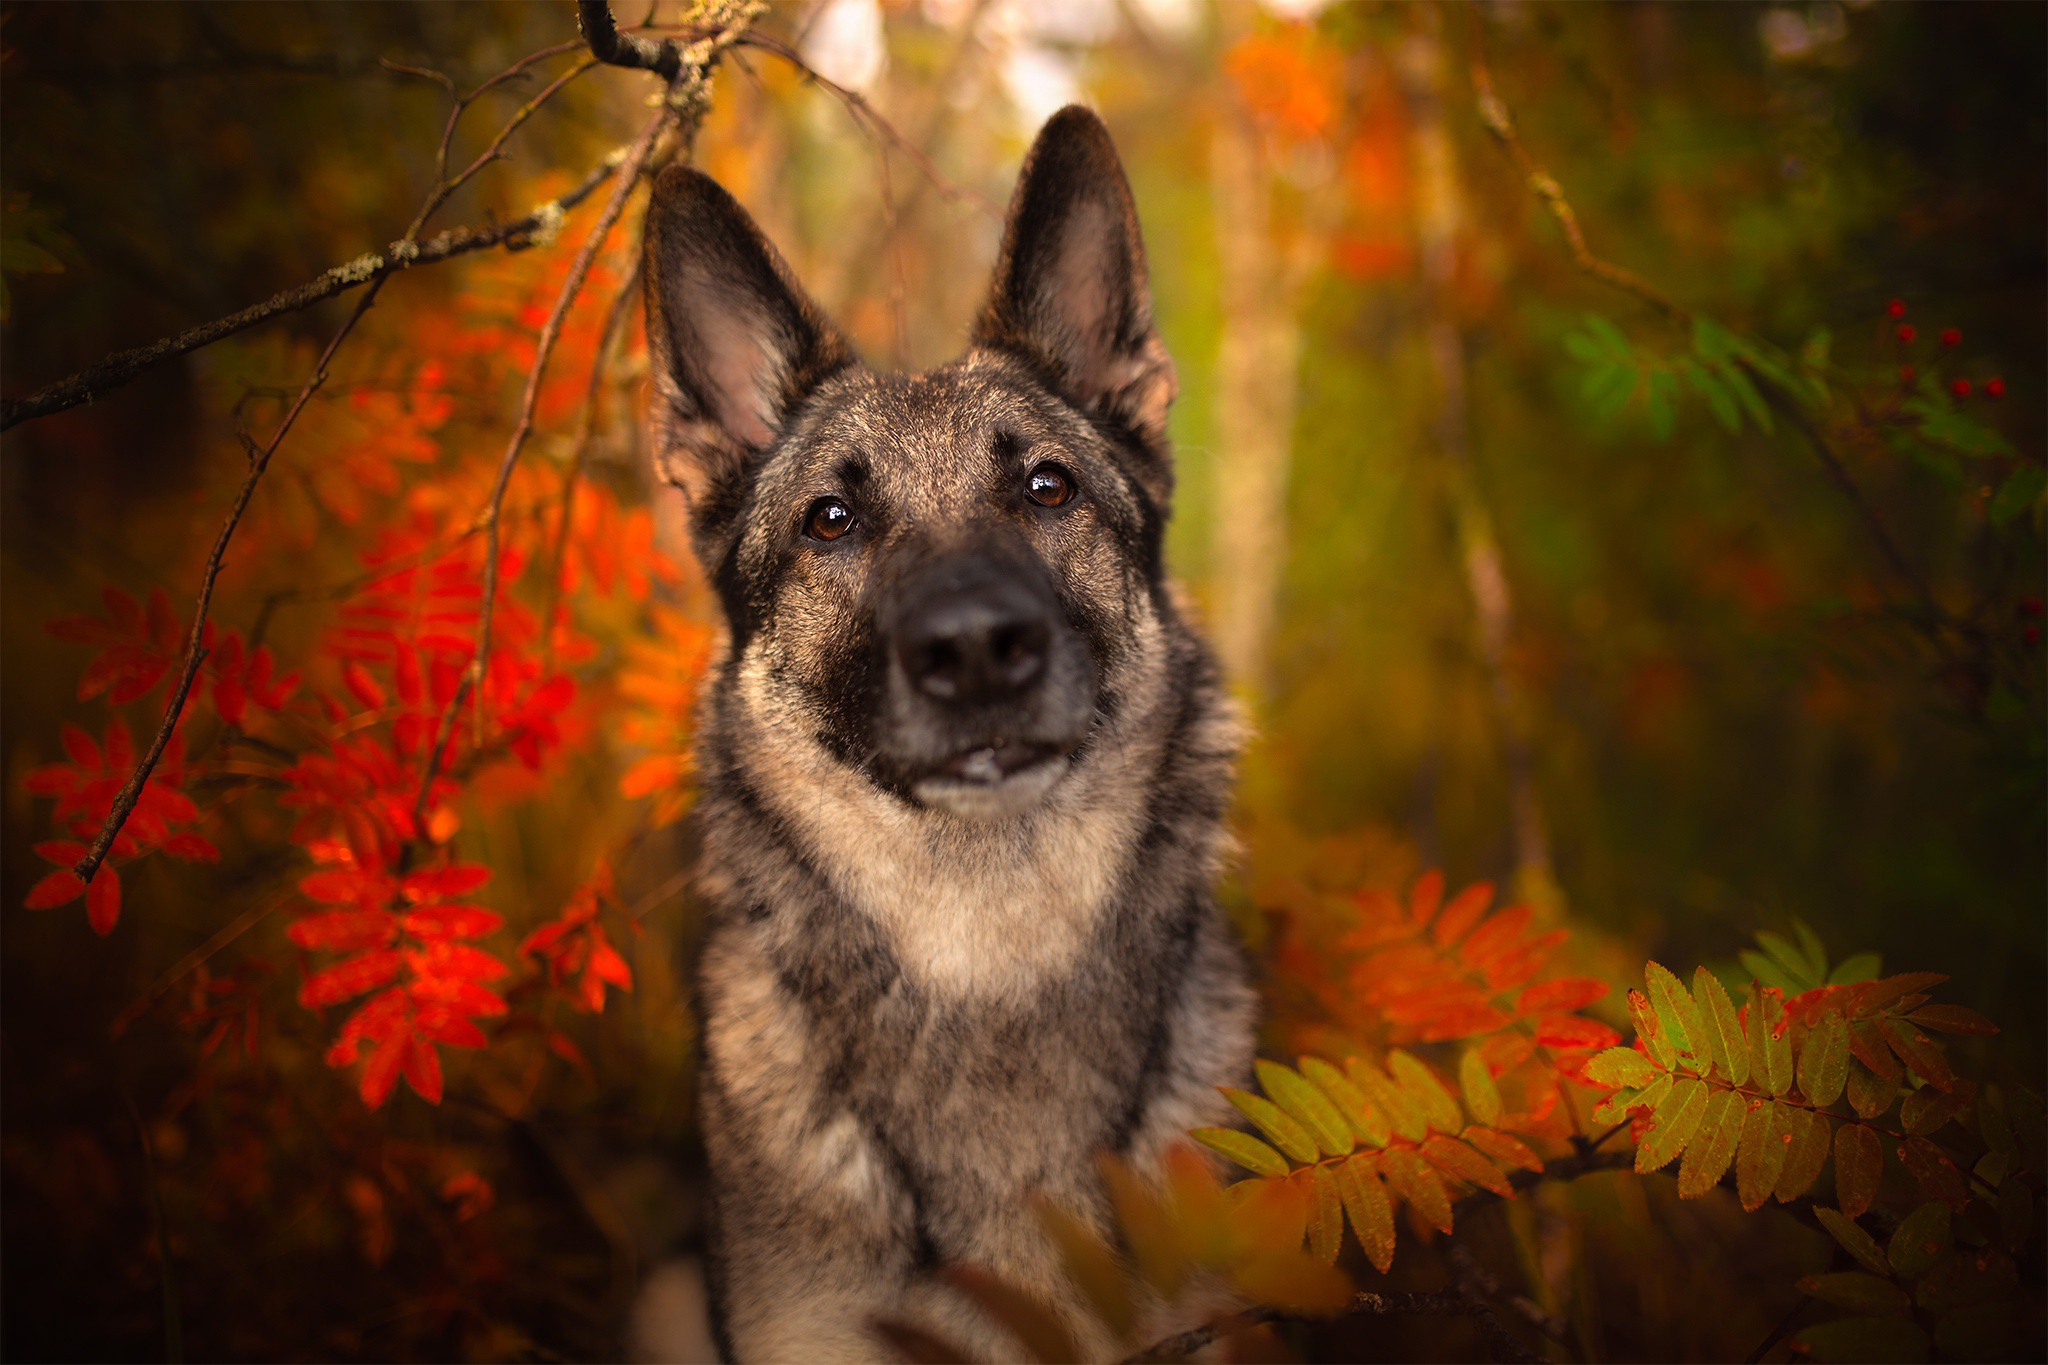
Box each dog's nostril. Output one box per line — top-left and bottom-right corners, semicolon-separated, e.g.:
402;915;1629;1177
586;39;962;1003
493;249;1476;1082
898;592;1054;705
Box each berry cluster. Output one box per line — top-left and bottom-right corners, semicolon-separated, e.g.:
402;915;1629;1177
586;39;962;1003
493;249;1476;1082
1887;300;2004;398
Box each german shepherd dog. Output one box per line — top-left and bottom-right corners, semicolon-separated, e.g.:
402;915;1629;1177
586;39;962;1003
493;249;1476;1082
641;106;1255;1361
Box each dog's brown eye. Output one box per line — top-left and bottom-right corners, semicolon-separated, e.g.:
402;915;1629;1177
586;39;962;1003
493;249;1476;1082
1025;463;1075;508
805;497;855;542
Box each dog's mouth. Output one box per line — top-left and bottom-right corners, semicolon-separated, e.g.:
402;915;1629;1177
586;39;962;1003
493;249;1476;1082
906;736;1072;817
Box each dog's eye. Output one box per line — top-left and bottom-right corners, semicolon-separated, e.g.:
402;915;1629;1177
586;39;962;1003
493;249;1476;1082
1025;463;1076;508
804;497;856;542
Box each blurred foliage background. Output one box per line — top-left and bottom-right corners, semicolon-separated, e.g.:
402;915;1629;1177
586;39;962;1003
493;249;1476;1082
2;1;2041;1361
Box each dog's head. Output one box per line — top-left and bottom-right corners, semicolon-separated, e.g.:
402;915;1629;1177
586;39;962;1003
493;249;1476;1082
644;107;1178;821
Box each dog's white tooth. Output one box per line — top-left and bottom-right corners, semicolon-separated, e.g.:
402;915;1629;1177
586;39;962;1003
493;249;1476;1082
962;748;1000;783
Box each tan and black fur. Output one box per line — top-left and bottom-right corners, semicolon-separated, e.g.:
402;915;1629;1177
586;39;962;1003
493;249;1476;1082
641;107;1255;1362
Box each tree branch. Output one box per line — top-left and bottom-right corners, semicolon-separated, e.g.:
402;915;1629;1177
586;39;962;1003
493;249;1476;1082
577;0;684;80
0;155;621;432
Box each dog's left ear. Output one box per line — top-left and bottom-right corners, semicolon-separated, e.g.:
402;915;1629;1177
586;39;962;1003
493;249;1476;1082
973;107;1176;487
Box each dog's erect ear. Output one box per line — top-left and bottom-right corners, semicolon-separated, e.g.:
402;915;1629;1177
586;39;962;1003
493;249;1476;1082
973;106;1176;471
643;166;853;509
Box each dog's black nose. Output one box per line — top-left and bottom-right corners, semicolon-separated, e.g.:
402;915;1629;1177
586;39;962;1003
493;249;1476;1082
895;579;1053;705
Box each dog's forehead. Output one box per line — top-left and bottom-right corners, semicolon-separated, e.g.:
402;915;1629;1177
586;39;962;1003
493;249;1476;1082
794;363;1069;499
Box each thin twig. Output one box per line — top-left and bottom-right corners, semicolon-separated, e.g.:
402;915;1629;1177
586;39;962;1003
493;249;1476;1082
413;108;671;820
738;31;1002;220
1;156;622;432
1468;49;1688;328
71;278;388;887
539;256;645;668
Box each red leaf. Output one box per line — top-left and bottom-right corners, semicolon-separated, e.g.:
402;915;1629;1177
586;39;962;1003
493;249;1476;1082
300;869;386;907
406;942;509;983
342;661;386;712
401;865;491;901
1463;1127;1543;1172
1534;1015;1622;1052
402;1034;444;1104
588;935;632;991
300;950;404;1008
24;869;85;909
161;832;220;863
85;868;121;935
287;911;396;953
415;1009;488;1048
33;840;89;865
1516;977;1609;1015
1407;869;1445;928
407;977;508;1019
358;1027;408;1110
1430;881;1493;948
60;723;100;770
401;904;503;940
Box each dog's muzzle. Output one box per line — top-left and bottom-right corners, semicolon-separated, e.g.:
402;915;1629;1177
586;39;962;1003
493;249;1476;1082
882;553;1092;817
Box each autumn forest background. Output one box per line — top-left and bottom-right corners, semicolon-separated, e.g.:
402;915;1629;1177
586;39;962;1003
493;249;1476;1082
1;2;2043;1362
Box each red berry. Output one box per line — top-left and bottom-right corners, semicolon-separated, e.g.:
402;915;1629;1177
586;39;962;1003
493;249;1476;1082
1986;377;2005;398
1897;324;1916;343
1951;378;1972;398
1940;327;1961;346
1887;299;1906;319
2021;597;2044;617
1899;364;1915;384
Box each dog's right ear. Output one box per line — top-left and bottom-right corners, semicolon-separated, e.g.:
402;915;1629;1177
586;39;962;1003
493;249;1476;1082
642;166;853;511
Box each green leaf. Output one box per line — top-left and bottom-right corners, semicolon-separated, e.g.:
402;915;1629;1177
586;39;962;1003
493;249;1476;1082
1755;930;1822;988
1738;948;1799;993
1791;921;1830;980
1900;1080;1972;1136
1692;316;1736;364
1800;1012;1852;1107
1681;358;1741;434
1191;1126;1291;1178
1347;1058;1427;1143
1562;330;1608;365
1827;951;1882;986
1736;1098;1790;1211
1221;1087;1319;1165
1299;1056;1389;1149
1887;1201;1952;1278
1750;985;1794;1096
1775;1105;1832;1203
1796;1317;1930;1363
1645;367;1678;442
1797;1271;1912;1318
1258;1060;1355;1158
1584;1046;1659;1091
1989;465;2046;525
1815;1206;1891;1277
1723;363;1774;434
1590;365;1639;423
1636;1076;1708;1173
1676;1087;1744;1198
1629;989;1677;1070
1334;1155;1394;1273
1581;312;1633;359
1458;1048;1503;1129
1590;1087;1639;1125
1306;1163;1342;1264
1387;1051;1463;1135
1834;1123;1884;1221
1693;967;1748;1086
1908;402;2015;457
1798;326;1832;369
1644;961;1702;1067
1378;1145;1453;1233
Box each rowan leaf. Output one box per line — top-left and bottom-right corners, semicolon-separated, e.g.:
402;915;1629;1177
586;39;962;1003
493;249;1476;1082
1347;1058;1427;1143
1899;1079;1973;1136
1515;977;1608;1014
1636;1076;1708;1173
1738;948;1799;993
1886;1201;1951;1278
1333;1154;1395;1272
1754;929;1822;989
359;1027;408;1110
24;869;85;909
1458;1048;1503;1129
1798;1271;1912;1317
1258;1059;1354;1157
1677;1088;1744;1198
1584;1045;1659;1091
1378;1145;1453;1233
1644;961;1702;1067
1843;1068;1897;1128
1387;1051;1463;1134
1735;1098;1789;1211
1898;1135;1969;1211
1815;1206;1892;1277
1845;972;1947;1018
1827;951;1883;985
1629;989;1676;1070
401;1034;444;1104
1306;1164;1342;1264
84;868;122;935
1191;1127;1291;1178
942;1266;1082;1365
1834;1123;1884;1221
1904;1003;1997;1036
1421;1135;1513;1198
1799;1011;1851;1107
300;950;404;1009
1879;1018;1953;1092
1299;1056;1389;1148
1748;983;1794;1096
1693;967;1748;1086
1774;1105;1832;1203
1846;1018;1903;1079
1462;1127;1542;1173
1222;1087;1320;1165
1034;1202;1136;1341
